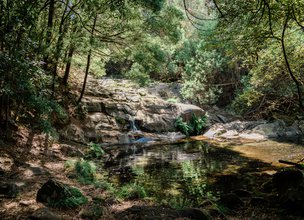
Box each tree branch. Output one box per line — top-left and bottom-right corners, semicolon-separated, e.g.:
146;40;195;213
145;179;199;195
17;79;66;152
281;14;304;111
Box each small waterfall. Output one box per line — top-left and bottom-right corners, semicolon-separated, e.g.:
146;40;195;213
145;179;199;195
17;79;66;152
129;118;138;131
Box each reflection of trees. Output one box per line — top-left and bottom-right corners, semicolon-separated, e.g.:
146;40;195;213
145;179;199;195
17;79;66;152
128;141;224;205
107;140;276;207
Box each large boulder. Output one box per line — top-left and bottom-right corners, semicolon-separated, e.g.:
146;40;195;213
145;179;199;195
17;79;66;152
37;179;87;208
271;169;304;215
0;182;19;198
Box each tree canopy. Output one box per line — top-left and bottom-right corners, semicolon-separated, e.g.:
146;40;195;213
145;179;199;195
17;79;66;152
1;0;304;134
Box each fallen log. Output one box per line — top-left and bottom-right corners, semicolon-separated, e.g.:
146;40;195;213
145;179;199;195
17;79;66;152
278;160;304;170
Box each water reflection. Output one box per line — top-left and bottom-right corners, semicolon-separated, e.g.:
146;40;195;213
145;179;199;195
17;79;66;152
106;140;274;206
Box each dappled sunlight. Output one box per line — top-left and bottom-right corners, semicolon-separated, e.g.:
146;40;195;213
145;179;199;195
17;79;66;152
0;154;14;172
43;162;64;172
231;140;304;167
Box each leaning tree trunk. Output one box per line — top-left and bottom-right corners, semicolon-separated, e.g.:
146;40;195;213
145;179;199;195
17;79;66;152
77;15;97;104
62;45;74;86
281;15;304;112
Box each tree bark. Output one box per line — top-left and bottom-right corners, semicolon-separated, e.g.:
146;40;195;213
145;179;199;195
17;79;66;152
62;45;74;85
77;15;97;104
0;1;3;51
43;0;55;71
281;15;304;112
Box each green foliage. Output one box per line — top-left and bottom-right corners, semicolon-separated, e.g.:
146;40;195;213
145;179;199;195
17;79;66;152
72;55;106;78
117;3;184;83
206;0;304;116
75;159;97;184
167;98;178;103
0;54;67;133
94;181;115;193
50;186;88;208
65;159;97;184
87;142;105;159
231;38;304;117
134;0;165;12
231;88;263;115
124;63;151;86
175;114;207;137
146;5;183;43
175;117;192;136
116;183;147;200
181;40;225;105
0;0;174;133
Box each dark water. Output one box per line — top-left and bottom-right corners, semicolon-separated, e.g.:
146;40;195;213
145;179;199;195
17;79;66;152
105;141;276;206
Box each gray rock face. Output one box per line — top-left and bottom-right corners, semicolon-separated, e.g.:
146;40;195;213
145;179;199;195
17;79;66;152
61;77;204;144
204;120;303;140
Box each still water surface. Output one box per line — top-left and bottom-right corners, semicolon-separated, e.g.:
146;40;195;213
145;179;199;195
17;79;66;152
106;139;303;206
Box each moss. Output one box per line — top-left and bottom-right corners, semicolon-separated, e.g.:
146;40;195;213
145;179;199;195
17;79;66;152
50;186;88;208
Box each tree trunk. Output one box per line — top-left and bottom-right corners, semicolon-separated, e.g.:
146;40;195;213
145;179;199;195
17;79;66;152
0;1;3;51
281;15;304;112
0;96;3;124
43;0;55;71
63;45;74;85
77;15;97;104
52;1;70;90
5;95;9;130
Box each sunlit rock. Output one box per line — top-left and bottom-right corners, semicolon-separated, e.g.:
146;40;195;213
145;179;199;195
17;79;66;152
61;77;204;144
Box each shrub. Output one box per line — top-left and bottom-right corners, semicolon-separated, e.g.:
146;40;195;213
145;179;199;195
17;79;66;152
86;142;105;159
51;186;88;208
75;159;97;184
0;54;67;133
65;159;97;184
116;183;147;200
181;42;225;105
124;63;150;86
175;114;207;137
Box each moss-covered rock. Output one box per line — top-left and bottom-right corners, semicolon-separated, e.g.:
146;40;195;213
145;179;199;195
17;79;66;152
37;179;88;208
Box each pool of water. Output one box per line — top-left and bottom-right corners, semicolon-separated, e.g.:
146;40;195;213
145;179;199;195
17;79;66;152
104;139;304;206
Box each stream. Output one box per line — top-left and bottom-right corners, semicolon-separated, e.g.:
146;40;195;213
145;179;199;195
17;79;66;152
104;138;304;207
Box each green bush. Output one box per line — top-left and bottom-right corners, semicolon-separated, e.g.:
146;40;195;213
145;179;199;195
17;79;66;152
124;63;151;86
175;114;207;137
0;54;67;133
75;159;97;184
86;142;105;159
116;183;147;200
65;159;97;184
181;44;225;105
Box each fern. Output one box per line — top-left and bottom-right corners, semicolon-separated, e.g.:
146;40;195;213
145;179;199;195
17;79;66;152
87;142;105;159
75;159;97;184
175;114;207;136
